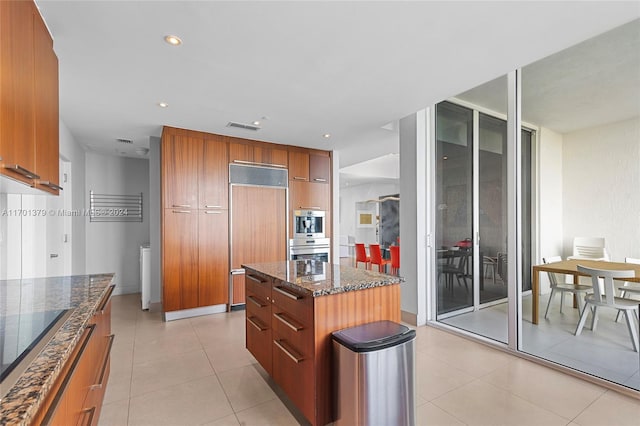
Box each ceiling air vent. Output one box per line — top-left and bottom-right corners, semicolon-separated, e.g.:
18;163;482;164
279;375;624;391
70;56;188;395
116;138;133;144
226;121;260;131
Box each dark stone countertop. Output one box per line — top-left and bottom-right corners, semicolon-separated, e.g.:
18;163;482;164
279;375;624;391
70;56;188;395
242;260;403;297
0;273;115;426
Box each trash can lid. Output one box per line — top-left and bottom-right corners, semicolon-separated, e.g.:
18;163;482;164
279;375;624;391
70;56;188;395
331;320;416;353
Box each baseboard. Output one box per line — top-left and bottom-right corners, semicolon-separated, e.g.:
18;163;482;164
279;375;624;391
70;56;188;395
401;310;417;326
163;304;227;321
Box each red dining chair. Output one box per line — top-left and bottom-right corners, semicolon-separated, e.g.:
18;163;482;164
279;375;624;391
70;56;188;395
355;243;370;269
390;245;400;275
369;244;391;273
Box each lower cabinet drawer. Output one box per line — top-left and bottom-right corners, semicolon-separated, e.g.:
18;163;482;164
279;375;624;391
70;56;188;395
246;316;272;375
245;292;271;325
272;331;314;422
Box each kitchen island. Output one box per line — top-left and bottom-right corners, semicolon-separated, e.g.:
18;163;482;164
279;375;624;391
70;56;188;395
0;274;115;426
242;260;403;426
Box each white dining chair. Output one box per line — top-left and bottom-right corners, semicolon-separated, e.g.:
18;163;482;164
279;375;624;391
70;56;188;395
574;265;638;352
615;257;640;322
542;256;591;319
567;237;610;261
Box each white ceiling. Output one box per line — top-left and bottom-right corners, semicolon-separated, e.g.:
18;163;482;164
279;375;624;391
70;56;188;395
36;1;639;169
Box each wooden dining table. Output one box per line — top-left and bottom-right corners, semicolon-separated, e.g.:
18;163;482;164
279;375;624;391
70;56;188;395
531;259;640;324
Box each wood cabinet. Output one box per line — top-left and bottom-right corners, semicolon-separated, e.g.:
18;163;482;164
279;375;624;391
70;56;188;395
0;0;60;192
309;153;331;184
245;272;273;375
243;267;401;426
199;209;229;306
40;287;114;426
200;136;229;209
288;150;309;182
1;0;36;185
161;127;229;312
161;126;331;314
229;138;288;168
33;8;60;194
162;134;202;209
162;209;199;311
287;149;332;246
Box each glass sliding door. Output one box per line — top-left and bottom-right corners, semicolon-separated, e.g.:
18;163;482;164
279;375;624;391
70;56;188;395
434;74;513;344
478;113;508;305
435;102;474;315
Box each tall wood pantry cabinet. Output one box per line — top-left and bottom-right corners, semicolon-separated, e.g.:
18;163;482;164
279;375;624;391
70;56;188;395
161;127;229;312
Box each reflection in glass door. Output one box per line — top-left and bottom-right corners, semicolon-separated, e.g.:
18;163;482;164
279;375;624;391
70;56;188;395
435;100;512;344
435;102;474;315
478;113;508;305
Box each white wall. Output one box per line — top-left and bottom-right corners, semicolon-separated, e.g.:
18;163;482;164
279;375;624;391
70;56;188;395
562;117;640;261
85;152;150;295
149;136;162;306
537;127;564;293
59;120;87;275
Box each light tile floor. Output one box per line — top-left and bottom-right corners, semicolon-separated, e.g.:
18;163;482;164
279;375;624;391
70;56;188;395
99;294;640;426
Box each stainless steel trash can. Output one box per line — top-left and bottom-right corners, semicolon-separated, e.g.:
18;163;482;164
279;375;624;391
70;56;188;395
332;320;416;426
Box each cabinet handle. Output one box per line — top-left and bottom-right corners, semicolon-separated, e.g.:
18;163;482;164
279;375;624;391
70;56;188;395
3;164;40;179
39;180;64;191
247;295;266;308
274;339;304;363
293;176;308;181
90;334;115;390
233;159;287;169
172;204;191;208
204;211;222;214
97;285;115;314
298;206;321;210
312;178;327;182
247;274;266;284
274;312;303;331
79;406;96;426
273;286;302;300
247;316;267;331
172;210;191;213
204;205;222;208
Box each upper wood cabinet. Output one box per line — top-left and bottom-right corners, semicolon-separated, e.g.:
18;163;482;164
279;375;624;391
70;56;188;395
288;149;331;184
0;0;60;192
33;8;60;194
309;153;331;184
0;0;36;185
288;150;309;182
162;133;202;209
199;136;228;209
229;138;288;168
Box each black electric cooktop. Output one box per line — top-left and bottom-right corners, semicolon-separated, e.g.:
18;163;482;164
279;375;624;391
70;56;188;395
0;309;68;382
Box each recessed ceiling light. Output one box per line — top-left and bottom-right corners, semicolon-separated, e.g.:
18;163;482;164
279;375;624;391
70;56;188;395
158;102;169;108
164;35;182;46
252;121;260;126
323;133;331;139
442;156;448;160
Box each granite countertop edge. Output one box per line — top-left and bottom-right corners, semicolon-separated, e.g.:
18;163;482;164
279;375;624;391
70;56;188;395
0;273;115;426
243;261;404;297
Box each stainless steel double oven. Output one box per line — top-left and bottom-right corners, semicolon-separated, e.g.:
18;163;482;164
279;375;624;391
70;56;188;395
290;209;330;262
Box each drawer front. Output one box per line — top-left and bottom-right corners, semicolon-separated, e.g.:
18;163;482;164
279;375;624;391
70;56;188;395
246;283;271;326
270;283;313;324
271;310;311;359
245;272;271;300
246;316;272;374
272;331;314;422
